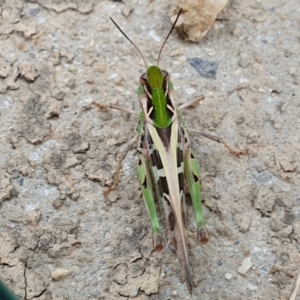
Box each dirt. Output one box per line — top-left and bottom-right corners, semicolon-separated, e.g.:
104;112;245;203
0;0;300;299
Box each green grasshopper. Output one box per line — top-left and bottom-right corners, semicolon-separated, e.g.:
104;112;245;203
96;9;245;294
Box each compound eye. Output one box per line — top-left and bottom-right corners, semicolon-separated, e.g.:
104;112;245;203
162;70;170;81
140;73;147;85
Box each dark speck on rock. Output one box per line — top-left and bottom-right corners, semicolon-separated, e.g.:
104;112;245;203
255;173;272;183
187;58;218;79
18;177;24;186
30;8;40;17
217;260;223;266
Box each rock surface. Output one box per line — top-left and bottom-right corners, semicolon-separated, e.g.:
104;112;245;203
0;0;299;299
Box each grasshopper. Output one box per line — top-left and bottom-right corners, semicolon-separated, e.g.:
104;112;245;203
95;9;245;294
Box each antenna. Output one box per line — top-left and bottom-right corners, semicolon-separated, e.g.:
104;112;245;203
157;9;182;66
110;17;148;70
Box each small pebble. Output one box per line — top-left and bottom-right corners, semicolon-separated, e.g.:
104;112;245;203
122;6;134;18
238;257;253;275
232;26;241;36
177;55;187;62
234;69;241;76
288;67;296;76
235;116;244;124
113;76;123;85
51;86;65;100
50;53;60;66
83;47;92;53
280;14;286;20
52;199;63;209
51;268;72;281
225;273;233;280
129;287;139;297
274;123;281;130
60;48;74;63
170;49;183;57
148;29;161;42
66;78;76;88
71;192;80;201
97;65;107;74
86;77;94;84
280;102;289;112
254;53;263;63
84;58;97;67
238;57;250;68
69;65;77;73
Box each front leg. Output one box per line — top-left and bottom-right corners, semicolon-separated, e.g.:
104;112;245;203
93;101;139;115
178;95;204;110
